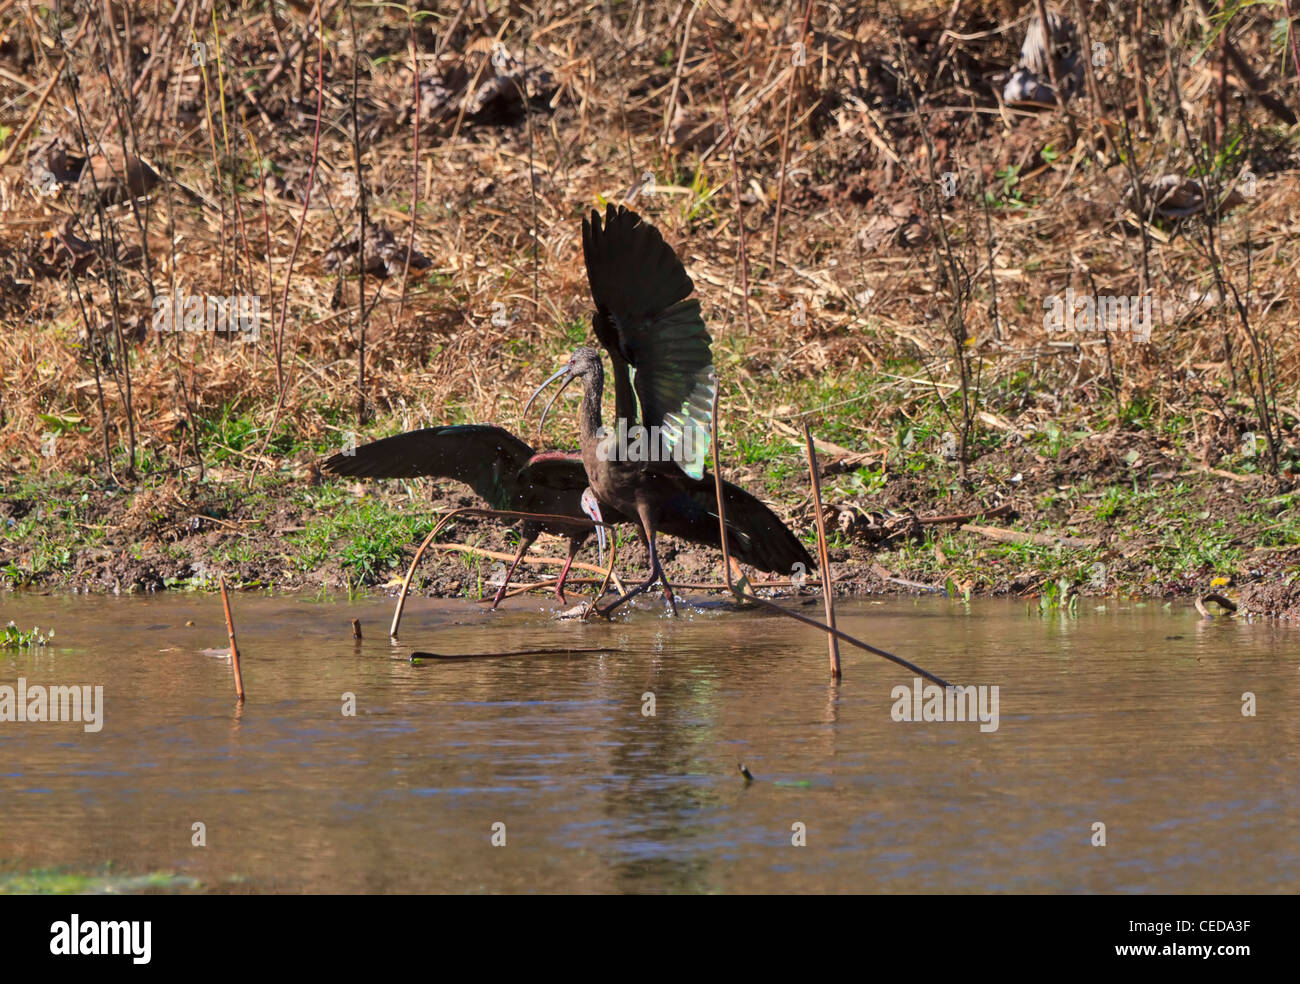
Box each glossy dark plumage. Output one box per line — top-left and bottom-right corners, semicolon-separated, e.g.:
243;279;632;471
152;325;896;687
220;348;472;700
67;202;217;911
528;208;814;616
321;423;810;585
583;204;715;480
322;424;618;607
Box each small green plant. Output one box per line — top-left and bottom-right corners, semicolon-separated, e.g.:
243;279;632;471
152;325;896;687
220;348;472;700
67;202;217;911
1091;487;1125;521
736;434;784;465
1033;577;1078;617
986;165;1029;209
2;561;35;587
2;621;52;648
683;166;722;223
36;413;88;437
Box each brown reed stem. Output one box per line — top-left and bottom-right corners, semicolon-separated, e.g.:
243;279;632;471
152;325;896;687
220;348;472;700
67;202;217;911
396;5;422;321
711;379;947;684
247;1;326;486
219;575;245;702
347;0;369;425
803;424;840;680
771;0;814;273
703;24;752;335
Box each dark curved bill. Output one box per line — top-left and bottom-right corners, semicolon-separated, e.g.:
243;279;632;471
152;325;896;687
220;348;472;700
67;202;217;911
524;364;577;437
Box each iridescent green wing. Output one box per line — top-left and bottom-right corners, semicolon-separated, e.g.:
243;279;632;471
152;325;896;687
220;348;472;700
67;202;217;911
583;204;715;479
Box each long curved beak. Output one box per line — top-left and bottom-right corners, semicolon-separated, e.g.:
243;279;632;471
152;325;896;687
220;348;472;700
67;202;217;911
524;363;577;437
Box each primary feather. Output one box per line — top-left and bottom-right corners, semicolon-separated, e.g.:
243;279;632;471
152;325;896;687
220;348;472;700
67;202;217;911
582;204;716;479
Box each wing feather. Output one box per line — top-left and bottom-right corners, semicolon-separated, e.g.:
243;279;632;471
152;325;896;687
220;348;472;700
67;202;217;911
582;205;714;478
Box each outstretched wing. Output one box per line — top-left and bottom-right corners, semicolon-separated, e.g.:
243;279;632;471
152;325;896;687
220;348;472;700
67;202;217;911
582;204;715;480
321;425;536;511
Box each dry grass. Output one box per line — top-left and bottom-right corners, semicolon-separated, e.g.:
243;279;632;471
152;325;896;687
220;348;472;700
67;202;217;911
1;0;1298;485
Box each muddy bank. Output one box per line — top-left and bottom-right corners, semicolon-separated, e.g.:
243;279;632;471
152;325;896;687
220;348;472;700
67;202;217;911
3;429;1296;618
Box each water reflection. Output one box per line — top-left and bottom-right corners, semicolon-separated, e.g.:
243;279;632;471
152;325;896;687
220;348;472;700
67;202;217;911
0;593;1295;893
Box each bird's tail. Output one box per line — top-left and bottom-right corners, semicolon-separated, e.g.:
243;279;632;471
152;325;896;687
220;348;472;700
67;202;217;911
657;476;815;576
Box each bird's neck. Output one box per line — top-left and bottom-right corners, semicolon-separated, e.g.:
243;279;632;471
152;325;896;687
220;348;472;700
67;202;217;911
579;367;605;449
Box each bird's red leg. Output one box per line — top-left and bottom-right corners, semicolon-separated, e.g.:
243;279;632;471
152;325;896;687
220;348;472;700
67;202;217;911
490;538;531;610
554;539;581;604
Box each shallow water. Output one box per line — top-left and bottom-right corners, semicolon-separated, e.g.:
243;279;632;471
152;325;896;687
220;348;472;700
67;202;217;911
0;592;1296;893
